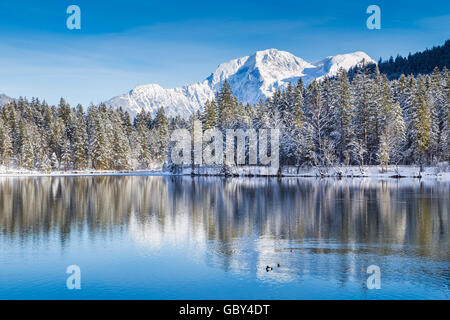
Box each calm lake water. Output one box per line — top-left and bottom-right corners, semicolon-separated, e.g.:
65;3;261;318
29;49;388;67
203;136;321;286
0;175;448;299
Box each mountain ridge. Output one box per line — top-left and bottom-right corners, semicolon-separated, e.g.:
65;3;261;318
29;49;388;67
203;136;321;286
111;49;375;118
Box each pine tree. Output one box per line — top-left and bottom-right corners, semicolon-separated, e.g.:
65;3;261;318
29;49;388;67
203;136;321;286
202;99;218;130
112;114;131;170
133;118;152;168
388;102;406;164
20;124;34;169
90;114;109;170
402;75;418;163
61;139;72;170
0;118;13;166
352;70;373;165
426;68;445;162
378;131;390;171
441;68;450;162
217;80;239;129
304;80;332;166
50;152;59;170
73;109;88;170
414;78;432;164
332;69;354;164
153;107;169;162
289;79;306;165
40;153;51;173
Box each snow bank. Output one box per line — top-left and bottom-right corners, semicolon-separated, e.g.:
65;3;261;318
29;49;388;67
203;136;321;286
0;166;166;177
171;165;450;180
1;165;448;180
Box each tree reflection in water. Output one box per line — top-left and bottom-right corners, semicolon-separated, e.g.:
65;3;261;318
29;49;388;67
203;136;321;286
0;176;448;289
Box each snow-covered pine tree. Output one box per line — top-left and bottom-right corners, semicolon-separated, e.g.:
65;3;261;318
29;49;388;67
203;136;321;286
304;80;332;166
50;152;59;170
90;113;109;170
58;98;76;145
331;69;354;165
73;106;88;170
40;153;51;173
19;122;34;169
136;122;151;168
49;118;66;163
426;68;445;162
61;139;72;170
0;118;13;167
217;80;239;129
442;68;450;162
202;100;218;130
253;99;271;130
366;66;386;164
3;103;20;157
119;107;134;140
112;113;131;170
352;68;373;165
274;85;294;164
388;101;406;164
153;107;170;163
413;77;432;164
288;79;306;166
401;75;418;163
378;130;390;171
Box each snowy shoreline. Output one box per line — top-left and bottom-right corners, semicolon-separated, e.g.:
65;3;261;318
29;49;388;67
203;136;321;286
0;169;167;177
0;165;449;180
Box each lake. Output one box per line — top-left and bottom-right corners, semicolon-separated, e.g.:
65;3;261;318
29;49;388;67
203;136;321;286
0;175;448;299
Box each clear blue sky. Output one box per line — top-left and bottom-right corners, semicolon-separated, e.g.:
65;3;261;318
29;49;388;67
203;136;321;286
0;0;449;106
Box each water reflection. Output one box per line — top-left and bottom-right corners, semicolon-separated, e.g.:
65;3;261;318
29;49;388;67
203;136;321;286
0;176;448;296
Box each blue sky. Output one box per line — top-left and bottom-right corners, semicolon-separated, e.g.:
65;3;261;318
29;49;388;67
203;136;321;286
0;0;449;106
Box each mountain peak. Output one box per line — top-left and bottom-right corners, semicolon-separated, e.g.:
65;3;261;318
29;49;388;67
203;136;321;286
107;49;375;118
252;48;310;65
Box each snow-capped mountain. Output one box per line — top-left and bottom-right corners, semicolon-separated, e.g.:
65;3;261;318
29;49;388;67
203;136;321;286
106;49;375;118
0;94;14;106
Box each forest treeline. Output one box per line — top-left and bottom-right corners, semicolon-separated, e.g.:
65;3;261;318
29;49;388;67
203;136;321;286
349;40;450;80
0;65;449;171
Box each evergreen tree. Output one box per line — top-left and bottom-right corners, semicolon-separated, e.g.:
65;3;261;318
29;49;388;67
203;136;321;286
19;123;34;169
352;69;374;164
73;108;88;170
331;69;354;164
61;139;72;170
414;78;432;164
441;69;450;161
217;80;239;129
202;100;218;130
0;118;13;166
91;115;108;169
40;153;51;173
378;131;390;171
112;114;131;170
153;107;169;162
50;152;59;170
304;80;332;166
